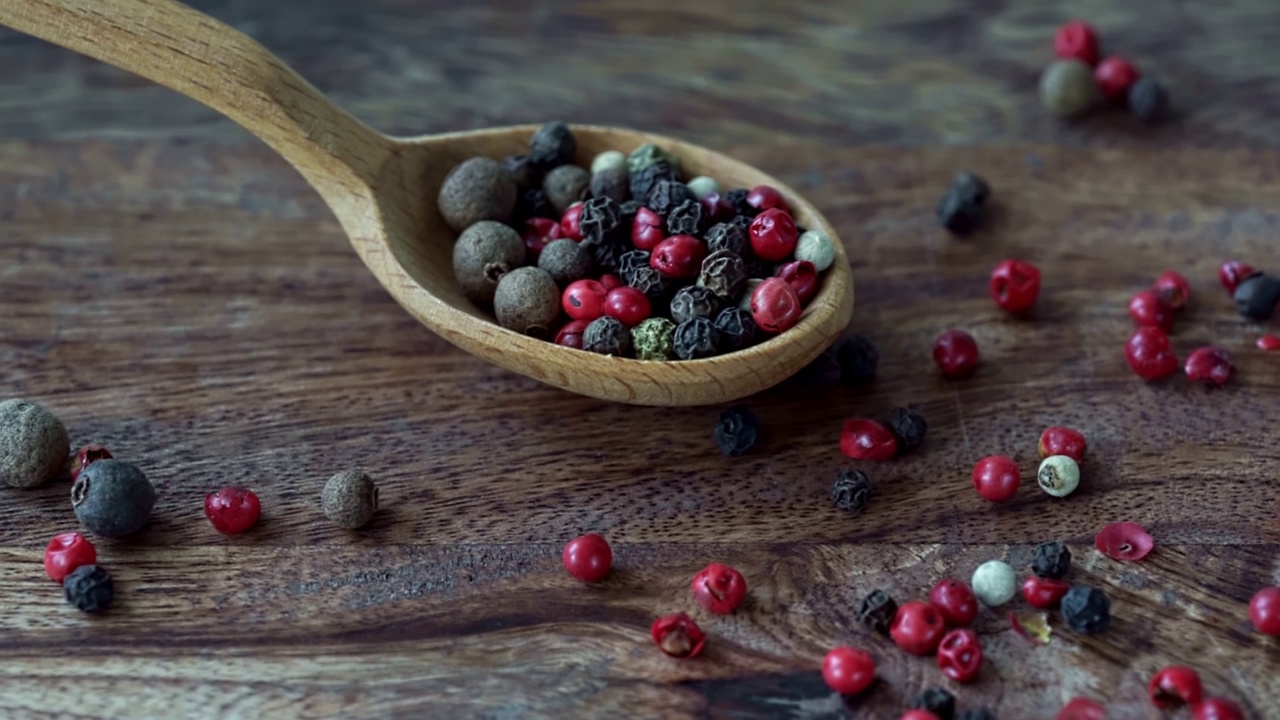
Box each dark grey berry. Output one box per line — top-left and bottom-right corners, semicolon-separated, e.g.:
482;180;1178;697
724;188;756;217
322;470;379;529
513;188;554;223
666;199;703;235
529;121;576;170
579;197;624;247
503;154;542;190
714;406;759;456
936;171;989;236
713;307;757;352
699;249;748;301
887;407;927;453
857;589;897;636
673;318;720;360
911;687;956;720
618;250;652;282
538;239;594;286
1234;274;1280;321
646;180;696;217
627;266;671;302
1061;586;1111;634
670;286;720;325
437;157;517;232
0;398;69;488
583;316;631;356
1032;541;1072;580
728;214;754;230
590;167;630;203
494;267;561;338
71;459;156;538
956;710;998;720
629;161;677;203
63;564;113;613
705;222;748;257
831;468;870;513
453;220;525;307
543;166;590;215
1128;77;1169;124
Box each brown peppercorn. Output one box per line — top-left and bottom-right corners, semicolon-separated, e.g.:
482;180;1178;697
321;470;379;529
437;157;517;232
0;398;69;488
590;167;630;203
538;239;594;286
452;221;525;307
699;249;748;301
543;165;591;215
494;267;561;338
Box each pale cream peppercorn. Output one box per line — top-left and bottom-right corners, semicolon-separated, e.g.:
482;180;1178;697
1037;455;1080;498
971;560;1017;606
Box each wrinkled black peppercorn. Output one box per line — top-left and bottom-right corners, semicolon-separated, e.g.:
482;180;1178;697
1061;586;1111;634
937;171;991;236
666;199;704;236
646;180;697;217
700;249;748;302
63;564;113;613
583;316;631;356
529;121;576;170
586;236;629;275
503;154;542;190
728;214;754;231
1233;273;1280;321
629;161;678;203
714;406;760;456
627;266;672;302
619;200;641;221
514;188;555;223
1128;77;1170;124
887;407;927;453
705;222;750;258
670;286;721;325
956;709;997;720
579;196;624;246
858;590;897;636
831;468;871;513
1032;540;1072;580
673;318;720;360
618;250;652;282
911;687;956;720
713;307;757;352
724;188;757;217
799;332;879;384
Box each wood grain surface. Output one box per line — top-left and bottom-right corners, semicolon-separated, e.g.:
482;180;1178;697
2;1;1280;718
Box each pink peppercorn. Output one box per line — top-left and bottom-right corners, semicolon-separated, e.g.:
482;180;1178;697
777;260;818;304
746;185;790;214
1219;260;1257;295
1054;21;1100;66
651;235;707;279
560;202;585;241
1095;56;1139;101
555;319;590;349
1184;346;1235;386
989;259;1041;314
1153;270;1191;310
603;286;652;327
748;208;799;262
840;419;898;461
522;217;562;260
751;278;803;333
1125;327;1178;381
632;207;665;251
933;330;979;379
1128;289;1174;331
204;486;262;534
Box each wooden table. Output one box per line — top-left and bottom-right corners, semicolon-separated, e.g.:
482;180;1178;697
2;1;1279;717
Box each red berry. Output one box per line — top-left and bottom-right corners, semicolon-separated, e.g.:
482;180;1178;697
1095;521;1155;562
1219;260;1257;295
43;532;97;584
598;273;623;291
1184;346;1235;386
691;562;747;615
1038;426;1087;462
890;601;946;656
1054;20;1100;66
933;329;979;379
989;259;1041;314
928;578;978;627
1148;665;1204;708
651;235;707;279
1154;270;1191;310
750;278;803;333
1125;327;1179;381
1193;697;1245;720
748;208;799;262
632;207;665;251
777;260;818;304
204;486;261;534
1249;586;1280;635
746;185;789;214
821;646;875;695
603;286;652;327
562;533;612;582
700;191;735;223
651;612;705;658
1258;334;1280;352
522;217;562;260
562;279;609;321
1057;697;1106;720
1021;576;1071;609
839;418;898;461
555;319;591;349
69;444;113;482
972;455;1020;502
560;202;585;241
901;713;941;720
1128;289;1174;331
936;628;983;683
1095;56;1139;101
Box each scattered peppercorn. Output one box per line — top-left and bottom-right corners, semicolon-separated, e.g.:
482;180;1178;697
494;267;561;338
69;444;113;483
651;612;705;658
538;238;594;286
1057;698;1106;720
1095;56;1139;102
1152;270;1190;310
912;687;956;720
71;459;156;538
936;628;983;683
321;470;379;530
529;121;576;170
562;532;612;582
1041;59;1100;118
1126;327;1179;380
934;329;979;379
714;406;759;456
1249;586;1280;635
936;171;991;236
438;157;518;232
632;317;677;361
1038;426;1086;462
891;601;947;656
971;560;1017;606
63;564;113;613
956;709;998;720
972;455;1020;502
1095;521;1154;562
858;589;898;636
1038;455;1081;498
903;711;942;720
1054;20;1100;65
590;166;629;203
821;646;876;695
691;562;747;614
699;249;748;301
989;259;1041;314
1021;576;1071;609
1128;77;1170;123
1258;335;1280;351
1219;260;1258;295
1149;665;1204;708
1184;346;1235;386
1233;273;1280;320
929;578;979;627
1193;697;1245;720
831;468;871;513
44;531;97;584
1061;586;1111;634
673;318;720;360
204;486;262;535
0;398;69;489
887;407;927;453
840;419;898;461
1128;289;1174;331
1032;541;1072;579
712;307;758;353
583;316;632;356
801;332;879;385
453;221;526;307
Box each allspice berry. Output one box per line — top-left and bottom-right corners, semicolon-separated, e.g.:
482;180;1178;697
544;165;591;215
590;166;630;203
0;398;69;488
1041;59;1100;118
72;459;156;538
437;157;517;233
538;239;594;286
453;221;525;307
494;267;561;338
322;470;379;530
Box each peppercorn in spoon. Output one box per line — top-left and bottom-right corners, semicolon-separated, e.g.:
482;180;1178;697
1;0;854;406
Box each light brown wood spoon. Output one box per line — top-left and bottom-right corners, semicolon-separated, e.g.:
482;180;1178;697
1;0;854;406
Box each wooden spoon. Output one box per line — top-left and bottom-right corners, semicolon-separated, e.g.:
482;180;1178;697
1;0;854;406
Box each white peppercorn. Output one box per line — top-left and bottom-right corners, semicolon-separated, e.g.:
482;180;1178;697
0;398;69;488
686;175;719;199
971;560;1017;606
795;230;836;272
1037;455;1080;498
591;150;627;175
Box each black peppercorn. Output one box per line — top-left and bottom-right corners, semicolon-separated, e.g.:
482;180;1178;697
670;286;721;325
529;121;576;170
724;188;757;217
700;249;748;302
1061;585;1111;634
799;332;879;385
579;196;625;247
728;214;754;231
666;199;704;236
937;171;990;236
587;236;629;275
646;180;697;218
673;318;720;360
705;222;750;258
713;307;757;352
831;468;870;513
63;564;113;613
1032;540;1072;580
857;589;897;636
911;687;955;720
629;161;677;203
887;407;927;453
618;200;641;222
1128;77;1170;124
583;316;632;356
627;266;672;303
619;250;652;282
956;709;997;720
503;154;542;190
1233;273;1280;321
590;166;630;203
513;188;555;223
714;406;760;456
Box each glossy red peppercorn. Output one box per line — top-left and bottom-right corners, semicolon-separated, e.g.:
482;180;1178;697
1038;426;1086;462
840;418;898;461
1193;697;1245;720
890;601;947;656
1258;335;1280;352
562;533;612;582
43;532;97;584
933;329;979;379
936;628;983;683
901;713;940;720
651;235;707;279
748;208;799;262
691;562;747;615
1054;20;1100;65
522;217;562;260
1148;665;1204;708
1057;697;1106;720
598;273;622;291
821;646;875;695
651;612;705;658
1125;327;1179;381
929;578;978;627
1128;289;1174;331
1095;56;1139;101
204;486;262;534
746;185;789;214
1154;270;1191;310
632;207;665;251
751;278;803;334
1249;586;1280;635
989;259;1041;314
555;319;591;350
69;444;113;482
1219;260;1257;295
777;260;818;304
700;191;735;223
1184;346;1235;386
560;202;585;241
972;455;1020;502
562;279;609;321
1021;576;1071;609
1095;521;1155;562
603;286;652;327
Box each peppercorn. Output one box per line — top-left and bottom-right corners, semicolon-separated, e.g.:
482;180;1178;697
63;564;113;613
647;180;696;217
751;277;802;333
724;188;756;217
628;161;677;204
748;208;798;262
737;279;764;312
911;687;956;720
1126;327;1179;380
794;230;836;272
1038;455;1081;498
831;468;870;513
560;201;585;244
321;469;379;529
1095;56;1139;101
821;646;876;695
857;589;897;636
937;171;990;236
1219;260;1259;294
674;318;720;360
591;150;626;175
778;260;819;304
935;329;980;379
971;560;1017;606
494;267;561;338
1032;540;1072;579
1061;586;1111;634
538;239;594;286
604;286;651;327
0;398;69;488
452;221;525;307
44;531;97;584
556;319;590;349
714;406;759;456
438;157;518;232
666;199;704;236
956;710;997;720
543;165;591;215
670;286;721;325
1054;20;1100;66
699;249;748;301
69;444;112;483
503;154;542;190
652;235;708;280
632;317;677;361
713;307;757;352
583;316;631;356
204;486;262;535
563;532;612;582
705;222;750;257
72;459;156;538
1233;273;1280;320
627;142;680;176
729;213;755;230
529;121;576;170
887;407;927;453
514;188;555;224
627;266;673;303
579;197;624;246
590;166;629;203
618;251;652;283
1041;59;1100;118
686;175;718;199
1128;77;1169;123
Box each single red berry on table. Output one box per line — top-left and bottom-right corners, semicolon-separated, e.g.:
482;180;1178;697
632;207;665;251
1125;327;1179;381
555;319;591;350
751;278;803;334
890;601;947;656
603;286;652;327
1038;426;1087;462
929;578;978;627
559;202;584;241
1154;270;1191;310
1193;697;1245;720
936;628;983;683
972;455;1021;502
1257;335;1280;352
933;329;979;379
651;235;707;279
746;185;789;214
1022;576;1071;609
1095;521;1155;562
562;533;612;582
1095;56;1139;101
989;259;1041;314
522;217;562;260
1128;289;1174;331
43;532;97;584
562;279;609;321
204;486;261;534
700;191;735;222
651;612;705;658
1054;20;1100;66
821;646;875;695
1148;665;1204;708
1057;697;1106;720
1249;586;1280;635
1219;260;1257;295
691;562;747;615
840;419;898;461
901;712;941;720
69;444;113;482
777;260;818;305
1184;346;1235;386
748;208;799;262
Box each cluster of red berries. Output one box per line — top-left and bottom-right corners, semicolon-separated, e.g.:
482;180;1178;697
1124;269;1236;384
1062;666;1248;719
1052;21;1165;121
971;425;1086;503
929;259;1042;381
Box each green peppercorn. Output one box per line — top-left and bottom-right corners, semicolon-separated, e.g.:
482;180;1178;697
1041;59;1100;118
0;398;69;488
627;142;681;176
583;316;631;356
322;469;379;529
538;239;594;286
632;317;676;361
453;221;525;307
72;459;156;538
795;230;836;272
529;121;576;170
437;157;518;232
543;165;590;215
670;286;721;325
591;150;627;175
590;167;629;203
494;267;561;338
686;175;718;199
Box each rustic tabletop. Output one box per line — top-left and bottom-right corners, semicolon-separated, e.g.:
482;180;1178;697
2;1;1279;718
